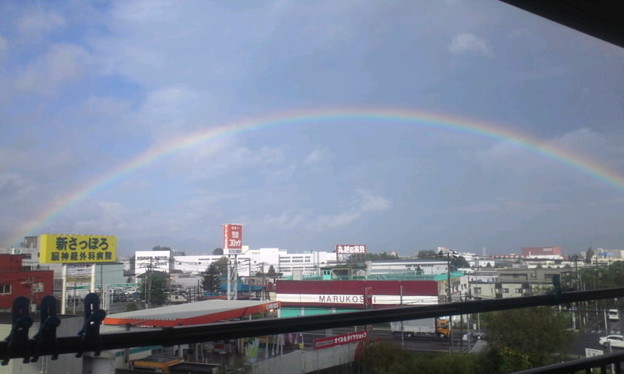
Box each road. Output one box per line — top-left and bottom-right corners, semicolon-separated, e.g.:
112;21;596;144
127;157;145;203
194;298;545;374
301;313;624;358
570;312;624;357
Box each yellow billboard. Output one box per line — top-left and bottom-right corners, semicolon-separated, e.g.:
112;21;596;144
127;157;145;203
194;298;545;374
39;234;117;264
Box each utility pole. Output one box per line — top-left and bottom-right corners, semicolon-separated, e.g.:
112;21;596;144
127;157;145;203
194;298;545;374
144;257;155;309
447;250;452;303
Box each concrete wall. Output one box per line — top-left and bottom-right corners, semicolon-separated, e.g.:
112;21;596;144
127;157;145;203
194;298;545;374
252;343;358;374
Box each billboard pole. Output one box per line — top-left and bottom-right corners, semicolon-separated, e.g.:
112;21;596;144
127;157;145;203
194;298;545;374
223;224;243;300
227;256;231;300
61;263;67;315
233;254;238;300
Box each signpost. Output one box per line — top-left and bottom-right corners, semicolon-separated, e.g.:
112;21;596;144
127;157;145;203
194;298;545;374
223;224;243;300
40;233;117;314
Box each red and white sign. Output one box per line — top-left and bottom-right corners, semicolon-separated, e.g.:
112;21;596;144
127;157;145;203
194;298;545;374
276;280;440;308
276;293;439;306
314;331;368;350
223;224;243;254
335;244;367;254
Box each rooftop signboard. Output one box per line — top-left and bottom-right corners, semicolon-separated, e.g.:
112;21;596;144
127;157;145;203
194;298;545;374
39;234;117;264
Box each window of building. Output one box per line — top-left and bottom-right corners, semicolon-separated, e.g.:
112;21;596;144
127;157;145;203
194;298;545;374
503;288;509;293
32;282;44;292
0;283;12;295
474;287;481;295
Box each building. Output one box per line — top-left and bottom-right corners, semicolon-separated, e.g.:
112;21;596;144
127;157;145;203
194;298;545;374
0;254;54;312
141;247;336;279
521;246;563;259
469;267;572;299
135;250;172;276
367;259;448;276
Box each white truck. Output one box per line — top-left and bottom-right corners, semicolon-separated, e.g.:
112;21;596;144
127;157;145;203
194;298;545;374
390;317;451;338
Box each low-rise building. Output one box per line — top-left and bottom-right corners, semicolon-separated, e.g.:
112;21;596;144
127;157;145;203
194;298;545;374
0;254;54;312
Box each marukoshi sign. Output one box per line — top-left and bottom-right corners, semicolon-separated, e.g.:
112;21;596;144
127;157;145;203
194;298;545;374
39;234;117;263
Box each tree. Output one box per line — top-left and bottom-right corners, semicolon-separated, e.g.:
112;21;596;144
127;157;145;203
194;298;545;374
347;252;399;264
358;341;481;374
202;257;228;294
484;306;573;370
267;265;276;277
212;247;223;255
139;271;168;307
152;245;172;252
449;255;470;270
417;250;438;259
418;250;469;270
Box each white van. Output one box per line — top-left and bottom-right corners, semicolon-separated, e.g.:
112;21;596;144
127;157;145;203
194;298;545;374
608;309;620;321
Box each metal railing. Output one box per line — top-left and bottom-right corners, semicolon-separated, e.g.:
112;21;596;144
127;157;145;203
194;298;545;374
2;287;624;372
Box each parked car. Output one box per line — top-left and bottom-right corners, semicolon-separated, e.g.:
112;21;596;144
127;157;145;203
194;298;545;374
599;335;624;348
608;309;620;321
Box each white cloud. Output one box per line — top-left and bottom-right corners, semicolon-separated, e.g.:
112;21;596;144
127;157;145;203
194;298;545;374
16;8;65;40
475;128;623;172
112;0;180;26
357;190;391;212
0;172;36;203
449;33;491;56
307;190;391;231
552;128;611;154
474;140;531;171
15;43;91;95
303;148;326;165
254;212;307;230
134;85;203;135
303;148;331;173
72;201;128;233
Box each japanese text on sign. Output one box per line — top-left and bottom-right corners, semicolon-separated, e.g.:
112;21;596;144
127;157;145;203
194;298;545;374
335;244;367;254
39;234;117;264
314;331;368;349
223;224;243;254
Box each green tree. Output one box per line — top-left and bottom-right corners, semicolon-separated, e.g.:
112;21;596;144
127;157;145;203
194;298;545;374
358;341;481;374
267;265;277;277
347;251;399;264
484;306;573;370
418;250;469;270
202;257;228;294
139;271;168;307
450;255;470;270
417;250;438;259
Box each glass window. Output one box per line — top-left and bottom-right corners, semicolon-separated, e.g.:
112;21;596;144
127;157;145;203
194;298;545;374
0;284;12;295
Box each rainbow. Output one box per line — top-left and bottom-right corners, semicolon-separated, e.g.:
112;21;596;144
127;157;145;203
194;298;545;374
6;107;624;247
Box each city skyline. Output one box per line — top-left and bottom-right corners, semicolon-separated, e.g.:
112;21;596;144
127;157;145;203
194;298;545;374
1;1;623;256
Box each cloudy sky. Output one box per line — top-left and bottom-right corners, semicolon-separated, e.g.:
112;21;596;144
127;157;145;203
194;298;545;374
1;1;623;257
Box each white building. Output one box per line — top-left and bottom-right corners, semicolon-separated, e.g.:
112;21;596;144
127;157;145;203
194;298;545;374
154;247;336;278
135;251;171;275
367;259;449;276
174;255;223;275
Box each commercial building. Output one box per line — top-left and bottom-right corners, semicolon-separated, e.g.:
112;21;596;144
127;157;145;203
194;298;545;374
0;254;54;312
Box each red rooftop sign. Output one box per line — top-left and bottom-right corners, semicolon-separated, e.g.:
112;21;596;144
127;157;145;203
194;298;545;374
223;224;243;254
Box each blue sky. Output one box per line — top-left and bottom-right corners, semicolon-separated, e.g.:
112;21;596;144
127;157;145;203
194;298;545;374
1;1;623;257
